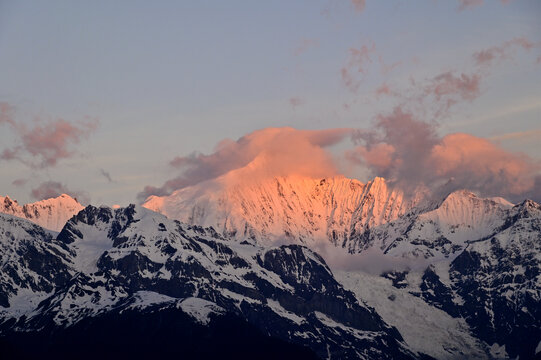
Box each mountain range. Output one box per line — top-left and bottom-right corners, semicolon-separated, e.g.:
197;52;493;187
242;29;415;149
0;175;540;359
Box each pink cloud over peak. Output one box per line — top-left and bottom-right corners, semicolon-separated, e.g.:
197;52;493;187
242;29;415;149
139;127;353;201
31;181;89;204
347;106;540;201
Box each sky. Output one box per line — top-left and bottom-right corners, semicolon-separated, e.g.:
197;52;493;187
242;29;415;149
0;0;540;206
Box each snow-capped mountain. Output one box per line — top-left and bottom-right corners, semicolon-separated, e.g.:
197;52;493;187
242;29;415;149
354;188;515;257
143;175;418;249
0;194;83;232
0;205;416;359
142;175;541;359
142;175;520;258
341;198;541;359
1;177;540;359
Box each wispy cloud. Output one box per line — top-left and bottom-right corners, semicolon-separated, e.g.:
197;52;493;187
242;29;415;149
473;37;535;68
490;129;541;142
293;38;319;56
100;168;113;182
457;0;483;11
289;96;304;109
369;36;536;121
424;71;481;116
350;0;366;13
341;42;376;93
0;102;98;168
375;83;392;98
12;178;27;187
377;55;401;75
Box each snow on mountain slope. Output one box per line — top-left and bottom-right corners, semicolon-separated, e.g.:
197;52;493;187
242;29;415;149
0;194;83;231
0;204;416;360
350;198;541;359
337;270;492;359
447;199;541;359
0;213;73;312
131;174;541;358
143;175;419;249
0;189;539;358
143;173;520;263
354;189;516;259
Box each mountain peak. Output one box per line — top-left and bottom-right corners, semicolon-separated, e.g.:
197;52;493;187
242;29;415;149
0;194;84;232
2;195;17;208
143;174;415;248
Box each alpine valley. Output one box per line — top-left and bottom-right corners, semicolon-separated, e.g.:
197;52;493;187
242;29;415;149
0;175;540;359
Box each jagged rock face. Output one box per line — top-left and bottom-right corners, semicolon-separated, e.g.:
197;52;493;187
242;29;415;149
0;194;83;232
370;200;541;359
0;206;415;360
143;175;417;249
0;214;73;309
142;175;521;258
449;200;541;360
357;189;516;258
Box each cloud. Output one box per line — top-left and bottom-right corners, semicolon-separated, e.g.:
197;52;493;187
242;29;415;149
341;42;376;93
267;229;429;274
473;37;535;68
348;107;438;186
457;0;483;11
293;38;319;56
139;127;353;201
0;102;98;168
142;118;539;206
423;71;481;116
311;242;430;274
427;71;481;102
141;32;541;205
375;83;392;97
31;181;90;204
429;133;539;197
490;129;541;142
12;178;27;187
376;37;535;121
100;168;113;182
350;0;366;13
289;96;304;109
377;55;401;75
347;106;541;201
0;102;16;127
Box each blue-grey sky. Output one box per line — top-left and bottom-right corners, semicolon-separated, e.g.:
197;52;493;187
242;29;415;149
1;0;540;205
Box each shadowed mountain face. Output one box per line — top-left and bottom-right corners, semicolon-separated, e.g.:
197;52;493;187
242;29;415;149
0;206;415;360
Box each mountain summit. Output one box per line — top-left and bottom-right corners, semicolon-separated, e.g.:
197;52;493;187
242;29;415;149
0;194;83;232
143;175;419;249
